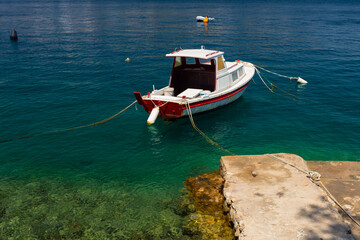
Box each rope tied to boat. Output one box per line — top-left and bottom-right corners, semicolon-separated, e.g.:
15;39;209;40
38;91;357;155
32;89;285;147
240;60;308;100
150;98;169;108
254;64;308;84
255;65;299;80
184;99;236;156
255;68;274;93
0;100;137;143
254;67;299;100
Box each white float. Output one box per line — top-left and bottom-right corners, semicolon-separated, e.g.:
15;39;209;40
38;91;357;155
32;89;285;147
147;107;160;125
297;77;308;84
196;16;215;22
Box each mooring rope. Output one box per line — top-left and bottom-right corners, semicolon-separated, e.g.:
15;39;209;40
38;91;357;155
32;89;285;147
271;84;297;99
150;98;169;108
255;68;274;93
183;100;359;228
254;65;298;80
0;100;137;143
184;100;235;156
255;67;299;100
255;65;324;105
266;154;360;228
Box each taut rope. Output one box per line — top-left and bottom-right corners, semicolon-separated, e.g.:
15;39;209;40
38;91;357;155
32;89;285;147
184;100;235;156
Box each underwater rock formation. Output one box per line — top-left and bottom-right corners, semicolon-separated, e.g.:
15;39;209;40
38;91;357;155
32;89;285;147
0;178;187;240
181;170;234;240
0;171;235;239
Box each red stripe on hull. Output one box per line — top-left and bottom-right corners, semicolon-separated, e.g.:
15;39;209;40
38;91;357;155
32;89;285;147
187;81;250;109
140;81;251;120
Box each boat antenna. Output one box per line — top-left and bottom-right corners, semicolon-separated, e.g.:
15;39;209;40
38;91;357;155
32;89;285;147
174;46;183;51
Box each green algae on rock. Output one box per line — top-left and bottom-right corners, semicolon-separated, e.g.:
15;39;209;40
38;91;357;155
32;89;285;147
182;170;235;240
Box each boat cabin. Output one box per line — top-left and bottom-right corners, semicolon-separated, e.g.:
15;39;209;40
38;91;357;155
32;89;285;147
166;49;244;97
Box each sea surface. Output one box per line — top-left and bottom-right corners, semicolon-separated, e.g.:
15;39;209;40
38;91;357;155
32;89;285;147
0;0;359;238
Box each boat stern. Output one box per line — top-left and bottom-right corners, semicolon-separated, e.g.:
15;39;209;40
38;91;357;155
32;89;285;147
133;92;184;124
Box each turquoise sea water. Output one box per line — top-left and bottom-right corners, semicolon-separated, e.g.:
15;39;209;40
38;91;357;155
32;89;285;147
1;0;359;238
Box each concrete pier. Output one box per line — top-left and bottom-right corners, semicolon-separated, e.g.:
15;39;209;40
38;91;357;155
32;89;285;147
220;153;357;240
307;160;360;238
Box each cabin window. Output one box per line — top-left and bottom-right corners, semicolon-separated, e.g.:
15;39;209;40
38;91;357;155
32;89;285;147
199;59;211;65
238;66;244;76
232;71;238;82
217;57;225;71
186;58;196;65
174;57;182;68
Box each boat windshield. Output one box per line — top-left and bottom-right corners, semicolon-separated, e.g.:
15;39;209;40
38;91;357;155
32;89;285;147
170;57;216;96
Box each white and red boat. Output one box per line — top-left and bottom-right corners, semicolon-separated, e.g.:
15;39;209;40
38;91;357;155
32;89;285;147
134;47;255;125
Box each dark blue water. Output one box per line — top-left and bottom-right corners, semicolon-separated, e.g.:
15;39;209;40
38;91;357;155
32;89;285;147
0;0;359;238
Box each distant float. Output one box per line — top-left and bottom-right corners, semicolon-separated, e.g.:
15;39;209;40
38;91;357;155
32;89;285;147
196;16;215;22
134;46;255;125
10;29;18;41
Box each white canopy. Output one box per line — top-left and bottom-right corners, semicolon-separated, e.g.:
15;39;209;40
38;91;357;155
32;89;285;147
166;49;224;60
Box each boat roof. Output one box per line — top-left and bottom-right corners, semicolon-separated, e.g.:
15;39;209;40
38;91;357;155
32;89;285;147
166;49;224;60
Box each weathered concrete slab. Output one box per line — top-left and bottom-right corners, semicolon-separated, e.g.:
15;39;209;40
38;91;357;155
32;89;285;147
220;153;354;240
307;161;360;239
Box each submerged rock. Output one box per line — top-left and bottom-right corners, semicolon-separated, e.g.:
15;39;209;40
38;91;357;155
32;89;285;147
170;194;196;216
181;170;234;240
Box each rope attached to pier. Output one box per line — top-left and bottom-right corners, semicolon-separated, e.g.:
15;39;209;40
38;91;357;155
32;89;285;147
183;101;360;229
184;100;235;156
0;100;137;143
266;154;360;228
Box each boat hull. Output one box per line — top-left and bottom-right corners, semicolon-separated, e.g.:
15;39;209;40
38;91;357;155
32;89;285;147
134;81;250;120
184;81;250;116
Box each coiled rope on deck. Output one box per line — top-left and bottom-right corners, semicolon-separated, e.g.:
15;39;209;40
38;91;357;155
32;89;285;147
184;100;360;228
0;100;137;143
